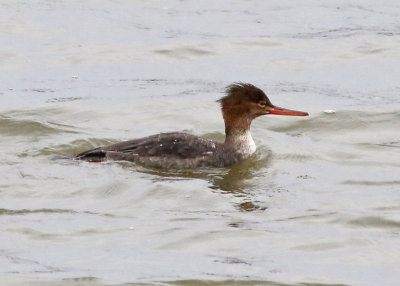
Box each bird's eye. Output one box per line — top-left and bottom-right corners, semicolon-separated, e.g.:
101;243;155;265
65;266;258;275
258;101;267;107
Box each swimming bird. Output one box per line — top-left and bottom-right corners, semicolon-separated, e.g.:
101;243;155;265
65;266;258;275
76;83;308;168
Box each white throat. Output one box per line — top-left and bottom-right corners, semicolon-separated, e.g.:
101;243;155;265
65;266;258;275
225;129;256;157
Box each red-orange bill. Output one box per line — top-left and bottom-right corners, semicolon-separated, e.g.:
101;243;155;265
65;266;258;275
269;106;309;116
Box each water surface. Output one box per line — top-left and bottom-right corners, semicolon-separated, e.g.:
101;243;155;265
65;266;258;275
1;1;400;286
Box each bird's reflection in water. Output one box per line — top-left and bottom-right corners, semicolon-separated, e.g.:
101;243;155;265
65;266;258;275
135;147;272;212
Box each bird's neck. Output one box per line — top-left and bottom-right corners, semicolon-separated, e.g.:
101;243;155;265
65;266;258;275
222;109;256;156
224;127;256;157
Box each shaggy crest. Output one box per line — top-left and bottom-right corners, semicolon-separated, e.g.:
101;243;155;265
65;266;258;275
218;83;271;108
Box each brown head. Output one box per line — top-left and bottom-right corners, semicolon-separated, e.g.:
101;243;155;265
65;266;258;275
218;83;308;133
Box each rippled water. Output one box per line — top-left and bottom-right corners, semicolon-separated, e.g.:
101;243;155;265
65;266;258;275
1;1;400;286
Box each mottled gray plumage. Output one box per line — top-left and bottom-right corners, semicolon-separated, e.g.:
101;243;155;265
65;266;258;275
76;132;243;168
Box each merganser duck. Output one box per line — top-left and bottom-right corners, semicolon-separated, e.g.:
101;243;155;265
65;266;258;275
76;83;308;168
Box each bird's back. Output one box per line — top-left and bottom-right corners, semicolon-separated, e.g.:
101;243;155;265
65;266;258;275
76;132;237;168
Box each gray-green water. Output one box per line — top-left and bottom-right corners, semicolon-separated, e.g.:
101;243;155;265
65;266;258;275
1;1;400;285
